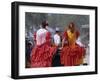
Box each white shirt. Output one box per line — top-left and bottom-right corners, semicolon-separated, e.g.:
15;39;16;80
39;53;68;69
36;28;48;45
53;34;61;46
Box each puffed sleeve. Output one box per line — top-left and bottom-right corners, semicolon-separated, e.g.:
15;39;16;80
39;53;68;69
63;31;68;40
46;32;51;40
46;32;51;45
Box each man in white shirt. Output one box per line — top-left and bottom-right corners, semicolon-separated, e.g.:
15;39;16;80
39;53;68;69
53;28;61;47
52;27;62;67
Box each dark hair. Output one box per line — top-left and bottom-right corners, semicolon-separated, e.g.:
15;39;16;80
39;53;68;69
42;21;48;28
56;31;60;33
68;22;75;28
68;22;76;33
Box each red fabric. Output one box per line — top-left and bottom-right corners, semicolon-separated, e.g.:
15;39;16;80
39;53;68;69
30;32;57;68
33;32;36;42
61;44;85;66
63;31;68;40
46;32;51;45
46;32;51;40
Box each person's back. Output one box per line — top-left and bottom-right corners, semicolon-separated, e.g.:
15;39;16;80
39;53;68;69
53;34;61;46
31;21;57;67
36;28;48;45
53;28;61;47
61;22;85;66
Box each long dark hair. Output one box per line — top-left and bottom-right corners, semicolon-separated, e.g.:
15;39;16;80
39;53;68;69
68;22;76;33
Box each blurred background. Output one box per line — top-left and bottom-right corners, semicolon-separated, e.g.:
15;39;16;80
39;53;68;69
25;12;89;46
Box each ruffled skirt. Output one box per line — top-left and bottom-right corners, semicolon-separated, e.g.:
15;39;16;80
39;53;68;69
30;43;56;68
60;44;85;66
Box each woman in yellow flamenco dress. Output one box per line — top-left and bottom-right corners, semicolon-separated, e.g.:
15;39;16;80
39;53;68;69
61;22;86;66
